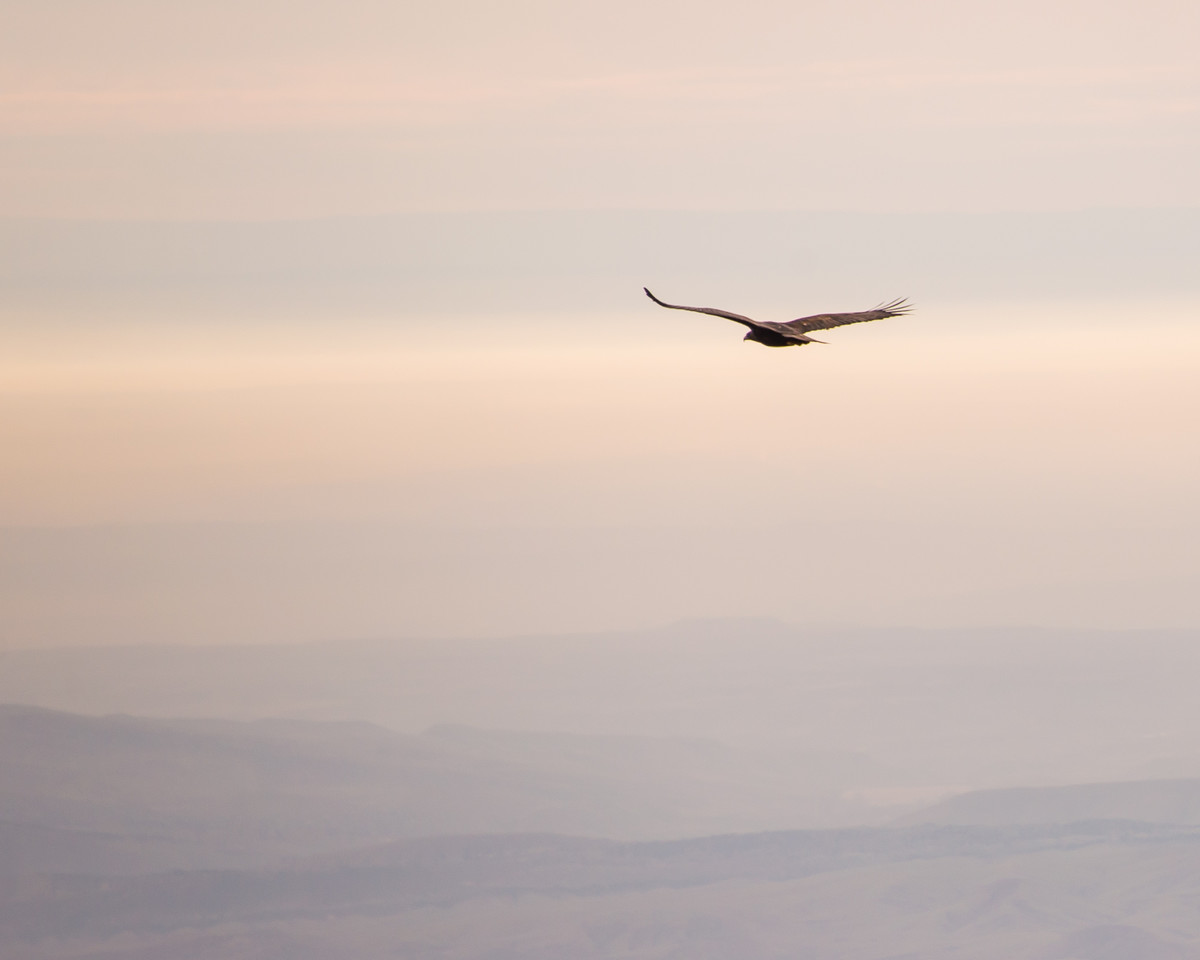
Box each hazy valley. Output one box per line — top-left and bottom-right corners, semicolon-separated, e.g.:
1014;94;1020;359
5;622;1200;957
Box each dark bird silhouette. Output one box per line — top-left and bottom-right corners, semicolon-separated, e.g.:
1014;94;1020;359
643;288;912;347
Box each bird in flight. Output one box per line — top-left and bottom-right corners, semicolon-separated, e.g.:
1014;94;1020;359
643;288;912;347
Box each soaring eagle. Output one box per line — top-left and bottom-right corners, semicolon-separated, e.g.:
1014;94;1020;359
643;288;911;347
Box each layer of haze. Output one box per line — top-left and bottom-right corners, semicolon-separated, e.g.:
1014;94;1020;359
1;0;1197;217
3;211;1199;647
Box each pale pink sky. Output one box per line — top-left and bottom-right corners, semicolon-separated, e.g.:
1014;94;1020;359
2;0;1197;217
2;1;1199;645
4;294;1199;643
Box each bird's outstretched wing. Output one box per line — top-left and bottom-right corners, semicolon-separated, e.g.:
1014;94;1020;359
643;288;760;329
783;298;912;335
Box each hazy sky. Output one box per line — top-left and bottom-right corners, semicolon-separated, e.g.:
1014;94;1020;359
1;1;1198;647
2;0;1197;217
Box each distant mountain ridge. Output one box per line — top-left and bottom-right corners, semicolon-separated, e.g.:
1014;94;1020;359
0;703;898;874
900;778;1200;827
6;623;1200;796
5;821;1200;955
9;703;1200;958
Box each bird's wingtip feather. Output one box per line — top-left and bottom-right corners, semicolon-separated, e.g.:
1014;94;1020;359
874;297;914;315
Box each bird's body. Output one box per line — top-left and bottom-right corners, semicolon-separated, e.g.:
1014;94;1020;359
643;288;911;347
